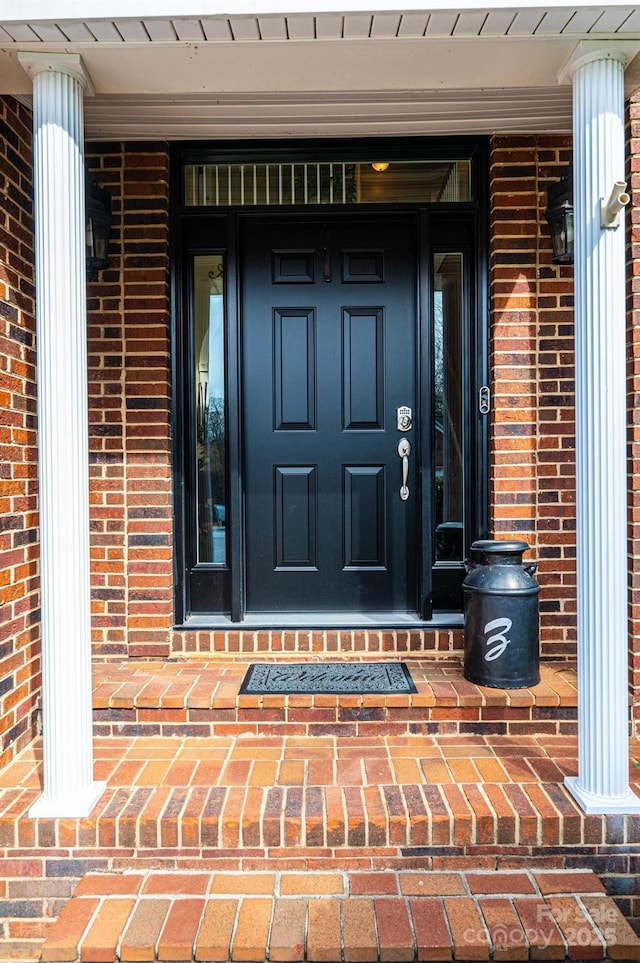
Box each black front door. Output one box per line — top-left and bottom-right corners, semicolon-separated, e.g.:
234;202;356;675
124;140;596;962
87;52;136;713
241;215;419;614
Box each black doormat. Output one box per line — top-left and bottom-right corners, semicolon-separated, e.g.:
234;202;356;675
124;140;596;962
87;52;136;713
239;662;416;695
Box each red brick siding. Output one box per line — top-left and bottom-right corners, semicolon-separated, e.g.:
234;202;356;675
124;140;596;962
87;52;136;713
84;146;467;659
82;137;583;659
535;143;578;657
0;97;39;769
84;136;581;660
0;131;590;667
1;98;639;741
86;143;172;660
4;115;640;739
627;95;640;726
490;135;577;660
169;628;464;657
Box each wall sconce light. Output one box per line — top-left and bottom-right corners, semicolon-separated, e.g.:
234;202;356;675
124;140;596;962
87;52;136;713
545;168;573;265
371;162;390;173
86;176;112;280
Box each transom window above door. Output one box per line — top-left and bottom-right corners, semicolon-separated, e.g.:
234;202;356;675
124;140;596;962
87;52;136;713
184;159;471;207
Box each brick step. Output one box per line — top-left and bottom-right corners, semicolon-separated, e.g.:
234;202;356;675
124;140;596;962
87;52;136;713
92;659;578;737
40;868;640;962
3;732;637;855
4;731;640;960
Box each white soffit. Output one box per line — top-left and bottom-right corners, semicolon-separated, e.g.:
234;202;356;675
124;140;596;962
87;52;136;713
2;4;640;41
3;6;640;44
0;0;638;18
2;5;640;137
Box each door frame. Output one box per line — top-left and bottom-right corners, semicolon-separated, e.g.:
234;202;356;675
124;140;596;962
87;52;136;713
171;137;490;627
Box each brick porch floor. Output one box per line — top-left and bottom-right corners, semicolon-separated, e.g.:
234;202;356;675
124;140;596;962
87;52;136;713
2;658;640;961
90;657;580;738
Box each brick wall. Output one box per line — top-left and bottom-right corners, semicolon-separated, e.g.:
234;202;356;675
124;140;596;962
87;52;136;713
627;94;640;724
490;135;577;660
82;135;582;662
0;124;592;688
0;131;590;673
0;98;39;769
85;143;172;661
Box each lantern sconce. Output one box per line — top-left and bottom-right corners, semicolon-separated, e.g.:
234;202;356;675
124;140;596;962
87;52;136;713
86;176;112;281
545;167;574;265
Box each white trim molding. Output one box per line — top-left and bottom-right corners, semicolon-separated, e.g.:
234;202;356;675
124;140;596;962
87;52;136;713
559;39;640;83
18;51;95;96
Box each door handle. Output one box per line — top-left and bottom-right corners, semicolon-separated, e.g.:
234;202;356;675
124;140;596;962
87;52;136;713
398;438;411;501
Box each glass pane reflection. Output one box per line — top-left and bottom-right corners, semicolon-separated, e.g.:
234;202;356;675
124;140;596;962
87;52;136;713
195;254;226;564
185;159;471;207
434;253;464;562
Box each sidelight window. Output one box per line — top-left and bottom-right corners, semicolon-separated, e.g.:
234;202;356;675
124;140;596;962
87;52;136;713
433;253;465;563
193;254;227;565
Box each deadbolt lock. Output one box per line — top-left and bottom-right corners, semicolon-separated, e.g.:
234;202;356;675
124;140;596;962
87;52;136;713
397;406;412;431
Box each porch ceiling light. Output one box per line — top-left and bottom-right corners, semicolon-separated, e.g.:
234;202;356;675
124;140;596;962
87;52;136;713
86;176;112;281
371;162;390;172
545;168;574;265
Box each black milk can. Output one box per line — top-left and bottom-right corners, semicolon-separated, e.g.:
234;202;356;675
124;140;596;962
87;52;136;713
463;539;540;688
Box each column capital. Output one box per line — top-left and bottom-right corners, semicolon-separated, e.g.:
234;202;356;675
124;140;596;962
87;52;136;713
18;52;95;96
559;41;640;85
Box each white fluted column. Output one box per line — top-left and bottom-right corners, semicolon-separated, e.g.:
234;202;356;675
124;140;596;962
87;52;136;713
561;43;640;813
19;53;105;817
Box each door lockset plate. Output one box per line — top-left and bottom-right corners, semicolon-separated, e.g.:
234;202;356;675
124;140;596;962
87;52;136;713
397;406;412;431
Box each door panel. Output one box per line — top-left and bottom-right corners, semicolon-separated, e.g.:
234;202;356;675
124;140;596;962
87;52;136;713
241;216;417;614
274;465;318;570
274;309;316;430
342;308;384;430
344;466;386;569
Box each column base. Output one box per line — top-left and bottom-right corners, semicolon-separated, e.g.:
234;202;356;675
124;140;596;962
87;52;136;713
565;776;640;814
28;780;107;818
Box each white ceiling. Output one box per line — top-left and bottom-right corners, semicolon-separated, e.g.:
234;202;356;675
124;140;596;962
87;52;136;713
1;5;640;139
